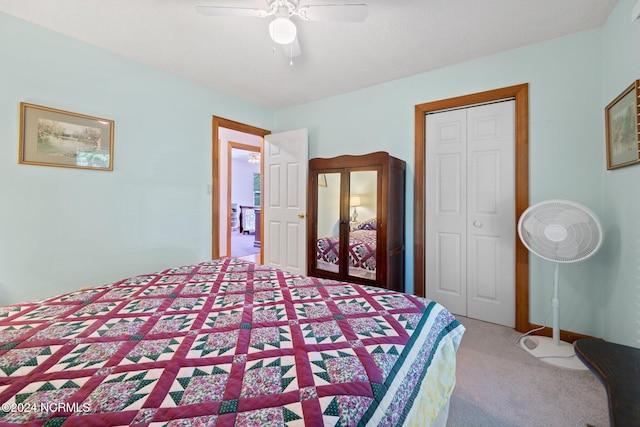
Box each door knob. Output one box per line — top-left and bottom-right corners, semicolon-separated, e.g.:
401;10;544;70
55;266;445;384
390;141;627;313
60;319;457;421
473;220;482;228
298;213;306;219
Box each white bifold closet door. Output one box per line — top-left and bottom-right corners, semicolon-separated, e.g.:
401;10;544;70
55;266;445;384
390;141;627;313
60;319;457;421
425;100;515;327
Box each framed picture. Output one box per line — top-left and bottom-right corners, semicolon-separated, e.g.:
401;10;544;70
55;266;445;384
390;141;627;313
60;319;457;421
19;102;114;171
605;80;640;170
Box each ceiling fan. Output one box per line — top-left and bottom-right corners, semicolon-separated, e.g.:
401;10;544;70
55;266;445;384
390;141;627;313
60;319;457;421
196;0;368;62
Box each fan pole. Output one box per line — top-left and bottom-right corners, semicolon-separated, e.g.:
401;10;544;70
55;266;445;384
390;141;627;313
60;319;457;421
552;263;560;346
519;260;586;370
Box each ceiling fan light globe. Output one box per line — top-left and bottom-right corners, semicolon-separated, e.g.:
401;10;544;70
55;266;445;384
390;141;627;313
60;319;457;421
269;17;297;44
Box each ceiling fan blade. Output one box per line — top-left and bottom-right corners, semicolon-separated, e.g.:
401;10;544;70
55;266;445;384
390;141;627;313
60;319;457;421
298;4;368;22
283;37;302;59
196;6;265;17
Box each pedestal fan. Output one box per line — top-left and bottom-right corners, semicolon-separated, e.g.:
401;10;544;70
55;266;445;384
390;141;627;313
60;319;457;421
517;199;603;370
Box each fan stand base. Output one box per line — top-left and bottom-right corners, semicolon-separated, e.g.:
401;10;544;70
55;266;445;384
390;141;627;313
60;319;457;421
519;336;588;370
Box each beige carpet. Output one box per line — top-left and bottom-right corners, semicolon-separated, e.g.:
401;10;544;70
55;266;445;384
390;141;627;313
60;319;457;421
447;316;609;427
231;230;259;258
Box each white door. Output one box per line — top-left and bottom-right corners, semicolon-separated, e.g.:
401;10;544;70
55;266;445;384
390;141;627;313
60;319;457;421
426;101;515;327
263;129;309;275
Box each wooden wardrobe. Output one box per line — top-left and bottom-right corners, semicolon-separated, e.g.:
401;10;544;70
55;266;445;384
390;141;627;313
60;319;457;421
307;151;406;292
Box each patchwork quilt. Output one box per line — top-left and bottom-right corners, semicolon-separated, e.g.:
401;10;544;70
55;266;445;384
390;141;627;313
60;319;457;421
316;230;378;272
0;258;464;426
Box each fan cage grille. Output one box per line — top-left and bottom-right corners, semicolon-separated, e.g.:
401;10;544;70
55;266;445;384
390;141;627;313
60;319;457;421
518;200;603;263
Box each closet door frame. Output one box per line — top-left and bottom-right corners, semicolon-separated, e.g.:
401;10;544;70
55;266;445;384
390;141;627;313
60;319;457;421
414;84;530;333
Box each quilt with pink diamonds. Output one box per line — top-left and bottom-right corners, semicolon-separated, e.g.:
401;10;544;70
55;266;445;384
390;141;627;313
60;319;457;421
0;258;464;426
316;230;377;272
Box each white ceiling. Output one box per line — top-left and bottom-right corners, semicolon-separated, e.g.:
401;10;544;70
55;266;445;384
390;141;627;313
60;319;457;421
0;0;617;110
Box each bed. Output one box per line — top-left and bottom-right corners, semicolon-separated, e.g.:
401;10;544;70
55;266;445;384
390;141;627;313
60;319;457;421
316;219;378;280
0;258;464;426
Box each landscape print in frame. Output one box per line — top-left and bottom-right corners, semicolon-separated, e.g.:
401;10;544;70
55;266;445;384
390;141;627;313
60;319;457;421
19;102;114;171
605;80;640;170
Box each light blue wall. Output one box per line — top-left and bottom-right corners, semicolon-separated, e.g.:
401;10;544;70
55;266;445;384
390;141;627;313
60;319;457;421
2;3;638;347
600;0;640;347
0;13;274;305
276;5;640;348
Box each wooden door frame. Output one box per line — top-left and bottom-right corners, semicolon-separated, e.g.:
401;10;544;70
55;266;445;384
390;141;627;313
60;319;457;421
414;84;530;333
212;116;270;260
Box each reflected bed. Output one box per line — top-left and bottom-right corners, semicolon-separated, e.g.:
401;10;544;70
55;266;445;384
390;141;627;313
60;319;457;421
316;219;378;280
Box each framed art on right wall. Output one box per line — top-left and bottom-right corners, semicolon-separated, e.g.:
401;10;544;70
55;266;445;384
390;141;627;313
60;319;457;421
605;80;640;170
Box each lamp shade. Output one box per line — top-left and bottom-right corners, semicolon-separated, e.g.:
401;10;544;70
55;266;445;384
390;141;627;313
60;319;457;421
269;17;297;44
350;196;361;207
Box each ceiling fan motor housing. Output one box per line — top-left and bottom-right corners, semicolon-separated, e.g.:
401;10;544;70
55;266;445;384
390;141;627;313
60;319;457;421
269;0;297;18
196;1;368;58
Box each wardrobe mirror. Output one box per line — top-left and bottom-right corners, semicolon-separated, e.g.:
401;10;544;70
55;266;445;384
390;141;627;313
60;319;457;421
315;172;341;273
348;170;378;279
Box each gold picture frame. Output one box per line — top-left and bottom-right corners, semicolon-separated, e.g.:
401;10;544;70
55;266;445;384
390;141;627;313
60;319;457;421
19;102;114;171
605;80;640;170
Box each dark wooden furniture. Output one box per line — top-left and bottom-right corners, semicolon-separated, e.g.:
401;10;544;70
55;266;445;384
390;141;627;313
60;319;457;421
574;338;640;427
307;151;406;292
239;205;256;234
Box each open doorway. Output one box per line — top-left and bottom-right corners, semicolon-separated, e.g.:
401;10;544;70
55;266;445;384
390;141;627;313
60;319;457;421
229;143;261;261
211;117;270;262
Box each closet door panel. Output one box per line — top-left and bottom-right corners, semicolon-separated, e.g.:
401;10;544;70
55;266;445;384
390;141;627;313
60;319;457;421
468;234;500;301
466;101;515;327
426;109;467;313
469;150;499;214
435;232;464;295
437;154;462;214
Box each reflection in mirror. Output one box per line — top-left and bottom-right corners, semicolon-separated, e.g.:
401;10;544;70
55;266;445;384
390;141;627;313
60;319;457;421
349;170;378;279
315;173;341;273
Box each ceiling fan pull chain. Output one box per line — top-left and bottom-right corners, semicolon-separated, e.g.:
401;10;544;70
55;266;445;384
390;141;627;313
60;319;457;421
290;43;293;66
